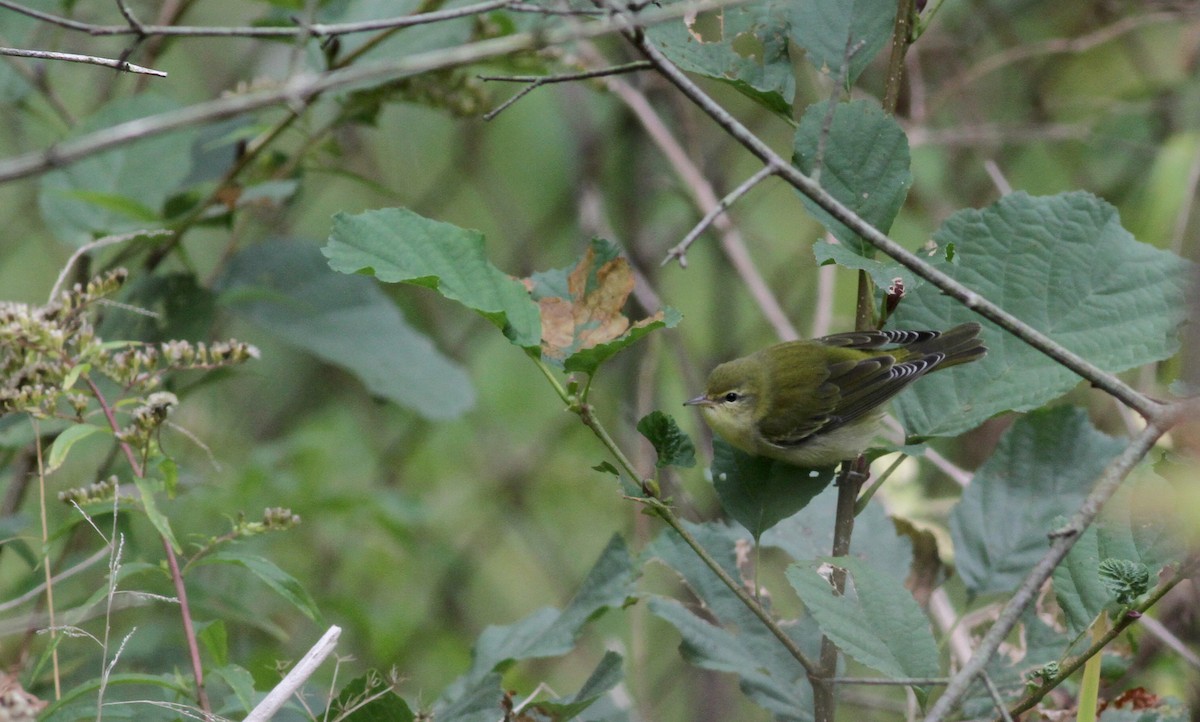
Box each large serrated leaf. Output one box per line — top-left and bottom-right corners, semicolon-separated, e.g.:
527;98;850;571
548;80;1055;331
786;556;940;682
711;438;835;539
323;207;541;349
893;191;1193;438
39;94;197;246
436;539;633;719
219;239;474;420
647;521;820;720
793;99;912;254
1053;472;1185;634
529;651;623;719
761;488;914;585
460;535;634;680
788;0;896;85
950;407;1124;596
646;0;795;116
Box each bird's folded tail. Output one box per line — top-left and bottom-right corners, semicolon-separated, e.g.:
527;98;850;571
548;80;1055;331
911;322;987;370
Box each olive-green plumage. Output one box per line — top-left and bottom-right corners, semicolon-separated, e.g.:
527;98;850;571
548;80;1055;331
685;322;986;467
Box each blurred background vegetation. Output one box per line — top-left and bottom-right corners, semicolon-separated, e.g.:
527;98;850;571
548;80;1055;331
0;0;1198;719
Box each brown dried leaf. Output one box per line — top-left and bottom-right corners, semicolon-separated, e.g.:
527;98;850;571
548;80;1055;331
532;245;639;361
538;297;575;359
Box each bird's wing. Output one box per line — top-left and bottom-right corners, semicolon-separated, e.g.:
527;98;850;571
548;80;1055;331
757;352;944;447
816;329;938;349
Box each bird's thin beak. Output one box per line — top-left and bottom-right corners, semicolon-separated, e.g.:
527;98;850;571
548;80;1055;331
684;394;712;407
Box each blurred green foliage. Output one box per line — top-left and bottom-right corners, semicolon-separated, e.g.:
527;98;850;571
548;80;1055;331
0;0;1197;720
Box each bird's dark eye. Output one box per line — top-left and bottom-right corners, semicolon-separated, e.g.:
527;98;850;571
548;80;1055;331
723;392;740;403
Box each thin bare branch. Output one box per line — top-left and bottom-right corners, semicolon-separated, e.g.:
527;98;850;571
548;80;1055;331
662;162;780;267
831;677;950;686
621;24;1163;418
0;46;166;76
586;47;799;340
481;61;652;121
0;0;746;185
978;671;1015;722
0;0;522;38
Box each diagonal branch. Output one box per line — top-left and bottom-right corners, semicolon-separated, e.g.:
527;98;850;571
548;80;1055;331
921;408;1180;721
0;0;747;184
618;23;1164;420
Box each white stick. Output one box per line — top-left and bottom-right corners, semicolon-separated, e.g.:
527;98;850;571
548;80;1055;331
244;626;341;722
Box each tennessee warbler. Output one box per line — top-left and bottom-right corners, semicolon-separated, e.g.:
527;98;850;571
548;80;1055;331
685;322;986;467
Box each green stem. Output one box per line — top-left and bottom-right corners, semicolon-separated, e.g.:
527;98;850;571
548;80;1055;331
1076;615;1105;722
913;0;950;40
1002;556;1198;720
536;358;822;679
646;497;822;679
854;454;906;515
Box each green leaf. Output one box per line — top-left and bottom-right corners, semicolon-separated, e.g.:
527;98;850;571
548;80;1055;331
47;423;107;473
464;535;634;679
200;551;323;623
646;0;795;116
793;99;913;253
196;619;228;667
328;674;414;722
1053;472;1183;634
893;191;1193;438
711;438;835;539
649;596;816;719
788;0;896;86
762;487;914;586
323;207;541;350
219;239;474;420
434;673;503;722
813;239;922;293
213;664;258;714
530;651;623;718
437;538;634;717
1097;558;1151;605
647;521;821;720
950;407;1124;596
39;94;197;246
133;476;181;554
1053;522;1111;636
786;556;940;682
41;673;194;721
637;411;696;469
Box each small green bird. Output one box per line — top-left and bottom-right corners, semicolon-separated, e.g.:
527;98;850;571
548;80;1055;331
685;322;986;467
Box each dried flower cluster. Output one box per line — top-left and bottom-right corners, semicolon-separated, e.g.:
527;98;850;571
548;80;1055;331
58;475;119;506
0;269;258;419
237;507;302;536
